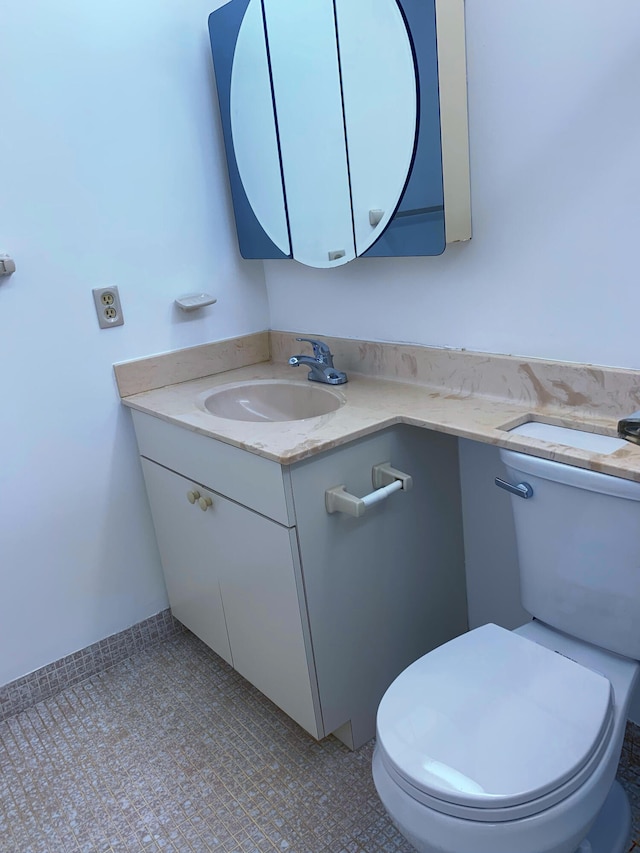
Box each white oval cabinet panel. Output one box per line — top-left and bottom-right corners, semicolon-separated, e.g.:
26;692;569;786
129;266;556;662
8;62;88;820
257;0;356;268
335;0;417;257
229;0;290;255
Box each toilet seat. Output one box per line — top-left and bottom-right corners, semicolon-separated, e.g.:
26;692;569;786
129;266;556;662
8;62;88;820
376;624;614;822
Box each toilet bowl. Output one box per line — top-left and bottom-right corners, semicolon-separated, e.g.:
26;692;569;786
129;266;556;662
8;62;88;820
374;621;638;853
373;433;640;853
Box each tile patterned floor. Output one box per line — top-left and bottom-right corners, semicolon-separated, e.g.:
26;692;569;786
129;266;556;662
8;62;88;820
1;630;639;853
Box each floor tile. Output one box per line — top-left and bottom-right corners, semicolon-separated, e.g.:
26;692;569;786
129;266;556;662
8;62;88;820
0;631;638;853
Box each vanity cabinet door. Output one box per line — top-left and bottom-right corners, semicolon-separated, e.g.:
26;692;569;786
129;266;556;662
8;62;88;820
140;457;321;739
216;505;320;739
140;458;232;666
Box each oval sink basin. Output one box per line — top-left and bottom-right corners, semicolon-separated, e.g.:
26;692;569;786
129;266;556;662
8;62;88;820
198;380;344;422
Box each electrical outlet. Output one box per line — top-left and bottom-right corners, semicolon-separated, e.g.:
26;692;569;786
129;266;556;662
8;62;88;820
92;286;124;329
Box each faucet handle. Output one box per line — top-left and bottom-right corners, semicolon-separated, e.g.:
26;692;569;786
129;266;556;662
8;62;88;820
295;337;331;358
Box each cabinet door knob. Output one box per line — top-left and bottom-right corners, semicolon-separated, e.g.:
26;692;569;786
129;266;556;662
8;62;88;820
187;490;201;504
198;496;213;511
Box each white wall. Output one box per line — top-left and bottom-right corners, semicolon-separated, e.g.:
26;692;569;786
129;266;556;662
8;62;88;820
0;0;268;685
265;0;640;370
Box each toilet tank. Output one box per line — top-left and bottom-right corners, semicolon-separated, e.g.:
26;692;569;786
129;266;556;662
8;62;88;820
499;439;640;661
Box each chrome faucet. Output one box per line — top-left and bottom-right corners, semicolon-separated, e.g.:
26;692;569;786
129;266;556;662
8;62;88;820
288;338;348;385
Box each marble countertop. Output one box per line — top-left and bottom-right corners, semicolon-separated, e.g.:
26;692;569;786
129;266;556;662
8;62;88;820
120;360;640;482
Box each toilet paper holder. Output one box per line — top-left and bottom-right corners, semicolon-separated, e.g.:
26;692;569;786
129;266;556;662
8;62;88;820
325;462;413;518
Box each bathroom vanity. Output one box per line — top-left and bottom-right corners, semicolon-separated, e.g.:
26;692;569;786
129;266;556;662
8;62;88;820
118;331;640;748
130;408;468;749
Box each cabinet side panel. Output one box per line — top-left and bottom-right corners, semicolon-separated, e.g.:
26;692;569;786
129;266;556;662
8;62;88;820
131;410;292;525
435;0;471;243
291;427;468;746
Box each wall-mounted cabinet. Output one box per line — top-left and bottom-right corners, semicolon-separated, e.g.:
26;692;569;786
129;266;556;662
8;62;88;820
208;0;471;268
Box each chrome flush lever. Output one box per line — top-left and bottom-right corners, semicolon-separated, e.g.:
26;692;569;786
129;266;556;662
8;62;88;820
495;478;533;499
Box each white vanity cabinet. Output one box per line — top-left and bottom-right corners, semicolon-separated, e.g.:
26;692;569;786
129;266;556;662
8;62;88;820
132;409;320;739
131;410;468;749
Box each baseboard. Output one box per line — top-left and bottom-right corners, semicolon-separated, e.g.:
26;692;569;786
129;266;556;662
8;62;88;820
0;610;185;722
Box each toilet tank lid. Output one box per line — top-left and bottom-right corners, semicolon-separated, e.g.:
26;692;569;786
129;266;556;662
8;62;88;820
376;624;613;811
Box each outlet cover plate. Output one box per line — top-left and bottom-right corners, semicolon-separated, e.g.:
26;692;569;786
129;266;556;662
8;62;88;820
92;286;124;329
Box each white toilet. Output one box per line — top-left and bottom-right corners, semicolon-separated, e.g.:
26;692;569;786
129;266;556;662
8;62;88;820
373;433;640;853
